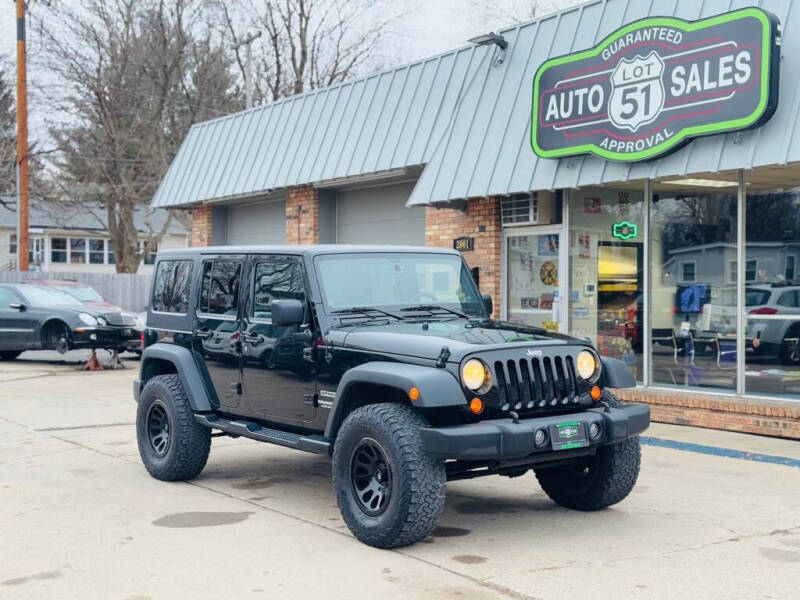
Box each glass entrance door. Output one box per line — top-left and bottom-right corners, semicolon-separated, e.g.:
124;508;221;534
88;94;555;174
504;227;564;331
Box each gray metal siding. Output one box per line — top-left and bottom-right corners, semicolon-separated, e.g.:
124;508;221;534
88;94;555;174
227;200;286;245
335;182;425;245
152;0;800;210
409;0;800;204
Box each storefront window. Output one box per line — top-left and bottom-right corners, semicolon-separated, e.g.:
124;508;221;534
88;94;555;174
649;183;737;392
745;178;800;400
569;187;644;381
504;191;563;331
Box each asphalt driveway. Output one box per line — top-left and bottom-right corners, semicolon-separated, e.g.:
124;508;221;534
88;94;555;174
1;355;799;599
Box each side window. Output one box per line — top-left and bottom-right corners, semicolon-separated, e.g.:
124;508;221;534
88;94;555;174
252;261;305;320
199;260;242;316
0;287;18;307
777;291;798;308
152;260;193;313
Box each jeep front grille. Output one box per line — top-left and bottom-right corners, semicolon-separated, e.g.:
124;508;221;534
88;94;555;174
493;356;578;410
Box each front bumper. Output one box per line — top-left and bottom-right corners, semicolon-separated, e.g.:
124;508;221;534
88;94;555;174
72;326;141;350
420;403;650;461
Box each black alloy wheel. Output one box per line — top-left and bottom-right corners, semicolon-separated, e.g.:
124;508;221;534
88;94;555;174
350;438;392;516
146;400;171;458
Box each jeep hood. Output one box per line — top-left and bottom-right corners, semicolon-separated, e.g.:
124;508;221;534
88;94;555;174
326;319;586;363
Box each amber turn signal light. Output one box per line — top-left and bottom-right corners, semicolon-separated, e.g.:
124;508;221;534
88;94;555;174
590;385;602;401
469;398;484;414
408;387;420;402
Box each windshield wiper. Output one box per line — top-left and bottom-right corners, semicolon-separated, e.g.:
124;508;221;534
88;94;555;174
399;304;470;319
331;306;404;320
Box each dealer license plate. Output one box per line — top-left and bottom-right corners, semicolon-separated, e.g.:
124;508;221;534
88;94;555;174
549;421;589;451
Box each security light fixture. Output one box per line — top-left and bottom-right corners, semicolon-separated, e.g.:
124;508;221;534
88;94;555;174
468;32;508;50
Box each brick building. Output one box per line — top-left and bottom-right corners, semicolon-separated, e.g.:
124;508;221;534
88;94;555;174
152;0;800;438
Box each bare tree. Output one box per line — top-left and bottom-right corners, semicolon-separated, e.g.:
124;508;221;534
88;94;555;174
467;0;580;28
35;0;239;272
0;66;15;206
215;0;397;103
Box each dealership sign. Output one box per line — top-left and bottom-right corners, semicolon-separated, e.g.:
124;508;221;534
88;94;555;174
531;8;780;162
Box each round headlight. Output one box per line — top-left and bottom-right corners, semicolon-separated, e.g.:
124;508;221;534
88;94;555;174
576;350;600;382
96;316;107;327
461;358;491;392
78;312;98;326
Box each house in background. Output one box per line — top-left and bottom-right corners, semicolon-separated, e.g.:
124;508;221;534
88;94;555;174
0;200;188;273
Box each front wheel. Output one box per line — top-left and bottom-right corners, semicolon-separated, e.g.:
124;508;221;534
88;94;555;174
535;392;641;511
534;437;641;511
332;403;446;548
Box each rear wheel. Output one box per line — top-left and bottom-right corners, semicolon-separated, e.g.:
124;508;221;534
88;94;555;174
0;350;22;360
780;326;800;366
332;403;446;548
534;394;641;511
136;374;211;481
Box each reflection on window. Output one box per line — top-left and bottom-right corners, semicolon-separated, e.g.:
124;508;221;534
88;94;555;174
199;261;241;316
152;260;192;313
745;259;758;282
650;191;737;392
745;185;800;399
680;262;695;282
252;262;305;320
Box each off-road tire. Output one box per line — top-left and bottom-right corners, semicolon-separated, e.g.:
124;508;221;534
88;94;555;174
136;374;211;481
0;350;22;360
534;393;641;511
333;403;446;548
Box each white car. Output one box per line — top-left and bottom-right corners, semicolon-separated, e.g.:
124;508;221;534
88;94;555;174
746;284;800;366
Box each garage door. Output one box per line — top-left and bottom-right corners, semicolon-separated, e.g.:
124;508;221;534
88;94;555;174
228;199;286;245
336;181;425;245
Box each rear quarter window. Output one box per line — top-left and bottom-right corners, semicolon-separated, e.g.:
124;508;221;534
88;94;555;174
152;260;193;313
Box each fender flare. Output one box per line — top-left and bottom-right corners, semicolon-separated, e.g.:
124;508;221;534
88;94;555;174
324;362;465;438
139;343;214;411
600;356;636;389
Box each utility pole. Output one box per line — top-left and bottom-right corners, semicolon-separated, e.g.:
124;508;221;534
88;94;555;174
235;32;262;109
15;0;30;272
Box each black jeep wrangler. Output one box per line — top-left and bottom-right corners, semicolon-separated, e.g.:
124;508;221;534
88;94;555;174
135;246;649;548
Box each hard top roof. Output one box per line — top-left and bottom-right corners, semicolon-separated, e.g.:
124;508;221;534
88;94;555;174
157;244;461;257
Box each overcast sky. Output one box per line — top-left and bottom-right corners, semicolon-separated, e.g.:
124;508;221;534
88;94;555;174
0;0;576;142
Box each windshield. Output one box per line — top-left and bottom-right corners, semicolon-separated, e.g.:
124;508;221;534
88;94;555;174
57;285;104;303
315;253;485;317
20;285;84;307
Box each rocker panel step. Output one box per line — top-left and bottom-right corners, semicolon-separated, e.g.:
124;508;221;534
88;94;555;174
194;414;331;455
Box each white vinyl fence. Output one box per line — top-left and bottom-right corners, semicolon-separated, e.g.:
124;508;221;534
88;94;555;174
0;271;153;312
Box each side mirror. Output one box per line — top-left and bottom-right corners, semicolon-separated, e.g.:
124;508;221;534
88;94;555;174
9;302;25;312
481;294;493;317
271;299;304;327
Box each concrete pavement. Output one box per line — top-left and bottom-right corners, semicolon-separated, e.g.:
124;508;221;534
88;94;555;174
1;354;799;599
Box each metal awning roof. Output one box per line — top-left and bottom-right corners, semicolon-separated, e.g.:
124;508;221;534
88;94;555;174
152;0;800;209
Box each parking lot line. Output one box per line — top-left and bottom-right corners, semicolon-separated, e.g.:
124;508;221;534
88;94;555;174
641;436;800;468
